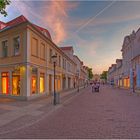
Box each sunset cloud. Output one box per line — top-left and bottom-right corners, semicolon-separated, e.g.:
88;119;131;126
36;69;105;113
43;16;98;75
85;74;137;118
43;1;68;44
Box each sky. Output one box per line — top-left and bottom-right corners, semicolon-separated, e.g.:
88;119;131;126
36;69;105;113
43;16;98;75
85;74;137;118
1;0;140;74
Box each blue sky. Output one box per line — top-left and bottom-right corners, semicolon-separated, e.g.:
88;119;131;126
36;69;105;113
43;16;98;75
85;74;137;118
1;1;140;74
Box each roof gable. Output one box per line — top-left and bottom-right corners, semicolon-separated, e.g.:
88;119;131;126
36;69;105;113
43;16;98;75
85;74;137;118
0;15;52;40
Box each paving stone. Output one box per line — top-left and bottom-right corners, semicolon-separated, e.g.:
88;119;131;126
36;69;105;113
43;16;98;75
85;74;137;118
1;85;140;138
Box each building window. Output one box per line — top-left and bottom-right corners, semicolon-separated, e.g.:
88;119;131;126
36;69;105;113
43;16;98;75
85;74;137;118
59;55;61;67
40;73;45;93
31;68;38;94
2;40;8;57
1;72;9;94
31;37;38;57
49;49;52;63
67;62;71;72
13;36;20;56
40;43;45;60
65;60;67;70
63;58;65;69
12;71;20;95
55;53;58;65
32;76;37;94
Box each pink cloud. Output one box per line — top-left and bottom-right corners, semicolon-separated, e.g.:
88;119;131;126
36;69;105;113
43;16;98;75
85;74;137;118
11;1;78;44
42;1;78;44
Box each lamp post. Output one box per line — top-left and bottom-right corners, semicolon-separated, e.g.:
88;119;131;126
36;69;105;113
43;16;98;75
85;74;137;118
51;54;57;105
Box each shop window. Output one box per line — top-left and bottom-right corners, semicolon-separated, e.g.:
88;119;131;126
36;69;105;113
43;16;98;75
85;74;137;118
1;72;9;94
2;40;8;57
40;73;45;93
31;68;38;94
32;76;37;94
57;76;61;91
12;72;20;95
13;36;20;56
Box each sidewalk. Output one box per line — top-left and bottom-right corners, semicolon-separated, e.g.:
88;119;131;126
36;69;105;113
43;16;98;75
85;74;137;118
0;85;87;135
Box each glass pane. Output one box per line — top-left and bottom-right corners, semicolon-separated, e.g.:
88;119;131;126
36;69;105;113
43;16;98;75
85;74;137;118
12;76;20;95
32;76;37;94
1;72;9;94
14;37;20;56
40;75;44;93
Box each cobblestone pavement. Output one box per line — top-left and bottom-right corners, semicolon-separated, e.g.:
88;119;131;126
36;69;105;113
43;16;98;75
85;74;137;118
0;87;83;133
1;85;140;139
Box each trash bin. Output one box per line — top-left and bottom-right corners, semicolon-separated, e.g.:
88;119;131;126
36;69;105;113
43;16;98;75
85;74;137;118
56;92;60;104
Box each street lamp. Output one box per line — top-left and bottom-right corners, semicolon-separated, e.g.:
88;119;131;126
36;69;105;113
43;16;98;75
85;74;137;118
51;53;57;105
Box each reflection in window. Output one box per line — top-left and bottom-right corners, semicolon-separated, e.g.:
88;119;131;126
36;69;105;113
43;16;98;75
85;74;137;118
31;68;38;94
1;72;9;94
40;73;45;93
32;76;37;94
2;40;8;57
13;36;20;56
12;72;20;95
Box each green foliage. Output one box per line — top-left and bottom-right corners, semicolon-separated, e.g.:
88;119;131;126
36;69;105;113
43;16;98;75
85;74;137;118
100;71;107;80
0;0;11;17
88;68;93;80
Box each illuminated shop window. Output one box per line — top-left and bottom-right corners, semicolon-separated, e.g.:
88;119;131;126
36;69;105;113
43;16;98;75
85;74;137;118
32;76;37;94
124;78;130;88
127;78;130;87
57;76;61;91
12;72;20;95
1;72;9;94
40;73;45;93
31;68;38;94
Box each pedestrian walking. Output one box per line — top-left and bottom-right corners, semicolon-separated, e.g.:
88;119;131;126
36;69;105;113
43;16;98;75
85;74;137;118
92;82;96;93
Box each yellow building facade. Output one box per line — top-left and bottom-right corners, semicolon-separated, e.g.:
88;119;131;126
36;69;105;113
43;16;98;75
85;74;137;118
0;15;78;100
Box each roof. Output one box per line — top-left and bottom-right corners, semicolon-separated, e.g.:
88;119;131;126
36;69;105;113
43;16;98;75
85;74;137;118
60;46;73;51
32;23;51;39
0;15;52;40
0;21;6;24
74;55;82;63
6;15;27;27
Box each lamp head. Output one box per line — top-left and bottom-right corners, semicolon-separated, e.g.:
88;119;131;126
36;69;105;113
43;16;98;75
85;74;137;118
51;53;57;63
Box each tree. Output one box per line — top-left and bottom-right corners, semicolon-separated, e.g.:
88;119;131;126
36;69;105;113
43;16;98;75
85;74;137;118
100;71;107;81
0;0;11;17
88;68;93;80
